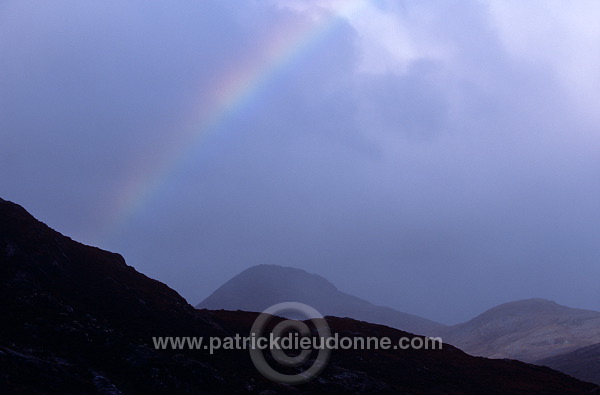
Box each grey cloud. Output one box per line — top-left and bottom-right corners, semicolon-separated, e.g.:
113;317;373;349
1;1;599;324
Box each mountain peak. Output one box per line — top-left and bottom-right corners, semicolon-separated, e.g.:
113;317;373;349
443;298;600;362
233;263;339;291
480;298;558;314
199;264;347;313
198;264;446;336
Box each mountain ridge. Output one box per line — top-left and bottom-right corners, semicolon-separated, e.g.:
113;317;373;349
442;297;600;362
200;263;600;366
1;197;598;393
198;263;446;336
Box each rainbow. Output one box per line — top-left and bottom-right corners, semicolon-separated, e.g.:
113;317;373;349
100;2;366;243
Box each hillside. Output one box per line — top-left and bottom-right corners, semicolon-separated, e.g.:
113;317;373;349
1;197;598;393
198;264;446;336
537;343;600;386
442;298;600;362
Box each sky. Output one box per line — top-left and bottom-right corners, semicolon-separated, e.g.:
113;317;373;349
1;0;599;324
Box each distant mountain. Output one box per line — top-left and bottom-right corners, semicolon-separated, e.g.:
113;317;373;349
442;298;600;362
2;198;596;393
197;264;447;336
537;343;600;386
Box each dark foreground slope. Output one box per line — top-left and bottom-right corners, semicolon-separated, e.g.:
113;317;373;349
208;310;600;395
1;198;598;394
198;264;446;336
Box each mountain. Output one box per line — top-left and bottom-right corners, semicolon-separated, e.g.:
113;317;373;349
197;264;446;336
537;343;600;386
208;309;600;395
441;298;600;362
0;198;228;393
1;197;598;394
196;265;600;368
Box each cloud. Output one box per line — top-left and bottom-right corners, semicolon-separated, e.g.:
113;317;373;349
1;0;599;323
487;0;600;120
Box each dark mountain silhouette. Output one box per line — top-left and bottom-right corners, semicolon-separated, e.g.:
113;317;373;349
537;343;600;386
197;264;446;336
441;298;600;362
1;197;598;393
